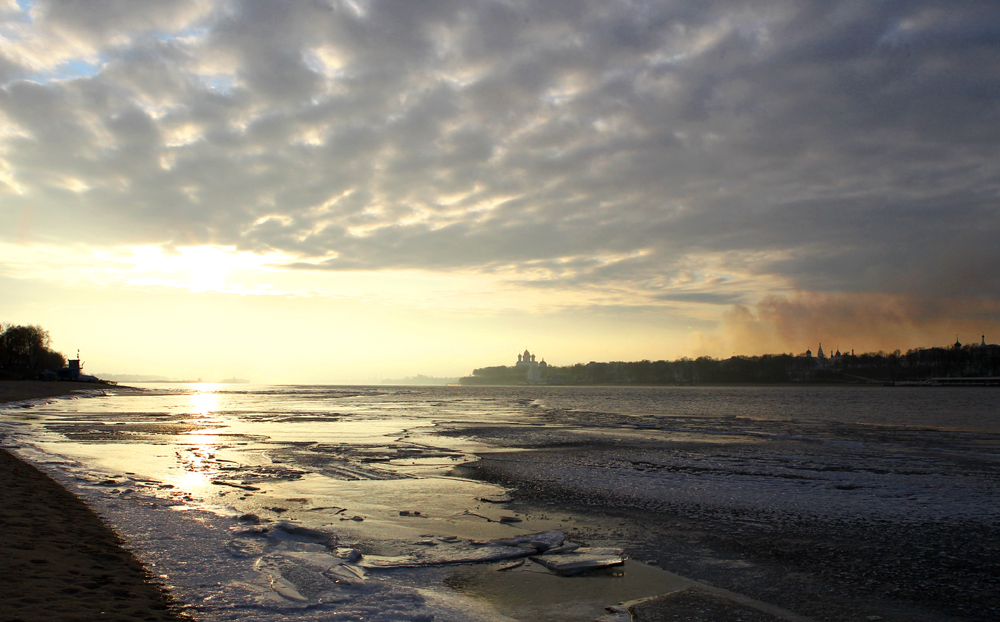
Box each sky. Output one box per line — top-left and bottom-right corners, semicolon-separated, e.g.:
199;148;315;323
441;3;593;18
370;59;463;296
1;0;998;383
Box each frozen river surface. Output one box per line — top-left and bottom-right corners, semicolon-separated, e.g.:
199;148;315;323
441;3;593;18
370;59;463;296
2;384;999;621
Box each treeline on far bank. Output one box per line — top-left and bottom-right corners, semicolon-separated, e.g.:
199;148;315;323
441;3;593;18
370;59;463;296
0;323;67;380
460;343;1000;386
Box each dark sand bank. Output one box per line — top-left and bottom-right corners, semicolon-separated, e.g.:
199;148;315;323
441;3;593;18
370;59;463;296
0;380;113;405
1;382;187;622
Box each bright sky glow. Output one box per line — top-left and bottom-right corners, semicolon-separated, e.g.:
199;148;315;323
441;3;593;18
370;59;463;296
1;1;997;382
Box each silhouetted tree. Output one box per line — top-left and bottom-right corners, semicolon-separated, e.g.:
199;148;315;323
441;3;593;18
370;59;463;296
0;323;66;379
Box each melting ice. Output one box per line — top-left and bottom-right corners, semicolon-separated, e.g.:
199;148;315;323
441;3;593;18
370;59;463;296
2;384;998;621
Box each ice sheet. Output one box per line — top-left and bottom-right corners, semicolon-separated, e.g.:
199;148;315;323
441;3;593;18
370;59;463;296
3;384;998;621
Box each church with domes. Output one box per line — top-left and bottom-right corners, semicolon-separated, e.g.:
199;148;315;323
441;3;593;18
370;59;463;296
515;348;547;382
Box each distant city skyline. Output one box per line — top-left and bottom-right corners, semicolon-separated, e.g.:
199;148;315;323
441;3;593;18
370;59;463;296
92;335;998;386
2;2;998;383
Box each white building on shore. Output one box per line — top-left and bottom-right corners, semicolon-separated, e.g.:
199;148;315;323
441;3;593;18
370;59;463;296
515;348;547;382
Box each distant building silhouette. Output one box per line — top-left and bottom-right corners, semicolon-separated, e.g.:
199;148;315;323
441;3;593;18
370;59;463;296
463;334;1000;386
516;348;545;382
57;350;99;382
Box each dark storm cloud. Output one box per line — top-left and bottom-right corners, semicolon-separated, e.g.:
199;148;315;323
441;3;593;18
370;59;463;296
1;0;999;309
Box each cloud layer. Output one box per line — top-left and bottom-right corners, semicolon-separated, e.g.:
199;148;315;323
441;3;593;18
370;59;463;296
2;0;998;347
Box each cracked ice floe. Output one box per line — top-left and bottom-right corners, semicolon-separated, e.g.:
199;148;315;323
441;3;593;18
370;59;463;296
226;521;337;560
358;531;567;569
249;538;516;621
267;521;336;544
531;547;627;576
254;550;368;602
250;528;626;619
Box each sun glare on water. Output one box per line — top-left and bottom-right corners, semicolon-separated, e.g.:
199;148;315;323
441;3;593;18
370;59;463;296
170;384;224;489
189;384;222;414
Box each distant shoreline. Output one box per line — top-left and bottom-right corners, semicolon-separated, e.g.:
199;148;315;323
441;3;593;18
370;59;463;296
451;381;999;388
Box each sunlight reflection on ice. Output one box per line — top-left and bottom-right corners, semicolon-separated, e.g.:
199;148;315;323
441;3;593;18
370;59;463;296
189;384;221;415
172;385;225;489
174;435;222;489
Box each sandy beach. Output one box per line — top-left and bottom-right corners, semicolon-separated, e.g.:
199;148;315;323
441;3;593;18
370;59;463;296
0;381;187;622
0;380;109;405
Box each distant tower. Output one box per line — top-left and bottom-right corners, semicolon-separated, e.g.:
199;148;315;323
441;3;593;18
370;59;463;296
515;348;543;381
982;335;987;347
817;343;825;359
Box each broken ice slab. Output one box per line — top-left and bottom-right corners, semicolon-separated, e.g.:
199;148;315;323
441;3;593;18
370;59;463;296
531;547;627;576
479;492;513;503
329;563;366;581
337;547;363;562
270;521;336;545
359;542;529;568
254;551;368;603
542;542;581;555
212;479;261;491
358;531;566;569
495;559;525;572
487;530;566;553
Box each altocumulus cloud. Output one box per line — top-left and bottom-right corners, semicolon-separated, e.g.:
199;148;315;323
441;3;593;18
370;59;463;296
1;0;999;349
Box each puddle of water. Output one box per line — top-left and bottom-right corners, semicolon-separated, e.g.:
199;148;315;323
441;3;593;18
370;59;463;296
445;559;691;622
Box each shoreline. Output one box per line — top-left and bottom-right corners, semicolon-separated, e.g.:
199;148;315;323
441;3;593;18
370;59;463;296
0;381;188;622
0;379;119;404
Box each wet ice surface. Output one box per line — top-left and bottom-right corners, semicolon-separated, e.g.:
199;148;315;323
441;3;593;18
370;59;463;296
455;430;1000;523
441;389;1000;524
2;384;999;621
0;385;662;621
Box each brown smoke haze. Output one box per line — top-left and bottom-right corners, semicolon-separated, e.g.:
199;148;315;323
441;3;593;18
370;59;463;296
706;294;999;357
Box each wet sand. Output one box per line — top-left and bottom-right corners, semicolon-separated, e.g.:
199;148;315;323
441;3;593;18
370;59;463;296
1;381;187;622
0;379;110;405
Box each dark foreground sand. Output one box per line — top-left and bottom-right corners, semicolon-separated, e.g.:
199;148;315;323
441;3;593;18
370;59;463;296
1;381;187;622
